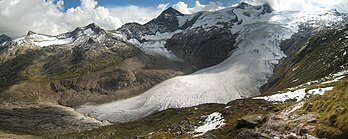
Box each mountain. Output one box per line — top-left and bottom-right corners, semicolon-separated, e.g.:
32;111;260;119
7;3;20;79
69;18;348;139
1;2;348;138
77;4;344;123
0;23;194;108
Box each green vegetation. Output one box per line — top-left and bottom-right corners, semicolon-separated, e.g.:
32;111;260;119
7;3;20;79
0;128;41;139
303;78;348;138
62;99;287;139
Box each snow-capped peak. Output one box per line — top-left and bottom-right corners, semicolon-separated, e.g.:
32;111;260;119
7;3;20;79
69;23;105;38
177;2;273;32
10;31;74;47
9;23;108;47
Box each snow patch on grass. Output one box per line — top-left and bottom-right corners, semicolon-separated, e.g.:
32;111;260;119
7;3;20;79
254;87;333;102
194;112;225;136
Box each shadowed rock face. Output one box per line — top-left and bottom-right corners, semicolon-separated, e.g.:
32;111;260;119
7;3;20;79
116;7;184;41
0;34;11;44
165;28;239;69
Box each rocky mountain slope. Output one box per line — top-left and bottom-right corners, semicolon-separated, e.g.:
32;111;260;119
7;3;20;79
0;23;193;107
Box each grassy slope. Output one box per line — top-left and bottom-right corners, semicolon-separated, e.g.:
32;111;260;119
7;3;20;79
61;100;288;139
302;78;348;138
0;129;41;139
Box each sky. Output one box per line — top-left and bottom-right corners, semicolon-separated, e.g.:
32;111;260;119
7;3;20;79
0;0;347;38
62;0;238;10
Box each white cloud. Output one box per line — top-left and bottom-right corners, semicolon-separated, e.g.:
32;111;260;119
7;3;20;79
241;0;348;13
0;0;231;38
108;4;167;24
173;1;225;14
0;0;122;37
0;0;169;38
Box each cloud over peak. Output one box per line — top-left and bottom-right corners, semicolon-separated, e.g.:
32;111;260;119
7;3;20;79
241;0;348;13
0;0;123;37
0;0;229;38
173;1;225;14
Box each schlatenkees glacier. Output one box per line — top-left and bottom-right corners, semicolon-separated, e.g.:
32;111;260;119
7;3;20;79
77;3;343;122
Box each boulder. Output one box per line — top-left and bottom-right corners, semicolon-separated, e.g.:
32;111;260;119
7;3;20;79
236;114;267;129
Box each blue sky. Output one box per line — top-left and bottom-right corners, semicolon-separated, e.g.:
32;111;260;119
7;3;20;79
63;0;240;10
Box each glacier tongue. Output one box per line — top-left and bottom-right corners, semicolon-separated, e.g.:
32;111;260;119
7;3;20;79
77;10;342;123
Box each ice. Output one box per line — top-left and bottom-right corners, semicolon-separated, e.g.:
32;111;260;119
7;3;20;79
77;17;292;123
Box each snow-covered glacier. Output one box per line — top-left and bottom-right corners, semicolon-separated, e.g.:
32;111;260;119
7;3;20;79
77;7;342;122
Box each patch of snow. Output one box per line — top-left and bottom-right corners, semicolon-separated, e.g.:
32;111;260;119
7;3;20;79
129;31;182;60
12;33;74;47
321;76;345;84
286;102;304;116
1;41;6;46
143;31;181;41
292;78;299;82
194;112;225;136
254;87;334;102
127;38;140;45
332;69;348;78
33;37;74;47
308;87;334;95
84;28;94;36
190;9;236;31
177;14;196;27
292;65;300;71
254;89;306;102
110;31;127;41
137;41;179;60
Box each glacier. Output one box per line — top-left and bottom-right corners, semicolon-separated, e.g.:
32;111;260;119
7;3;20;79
77;8;342;123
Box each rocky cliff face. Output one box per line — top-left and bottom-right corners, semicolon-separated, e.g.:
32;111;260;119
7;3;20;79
0;34;11;44
165;28;238;69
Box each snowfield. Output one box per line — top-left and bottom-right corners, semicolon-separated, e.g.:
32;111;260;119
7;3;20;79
77;6;342;123
128;31;182;60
